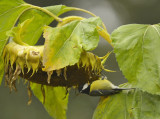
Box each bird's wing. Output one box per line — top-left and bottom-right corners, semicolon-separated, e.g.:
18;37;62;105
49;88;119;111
89;89;121;96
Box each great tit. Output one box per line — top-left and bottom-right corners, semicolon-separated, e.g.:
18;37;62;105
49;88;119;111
78;77;133;96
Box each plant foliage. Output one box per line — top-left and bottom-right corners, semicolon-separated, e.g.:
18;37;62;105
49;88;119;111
43;17;101;71
31;83;69;119
93;84;160;119
93;24;160;119
0;0;107;119
112;24;160;95
0;0;160;119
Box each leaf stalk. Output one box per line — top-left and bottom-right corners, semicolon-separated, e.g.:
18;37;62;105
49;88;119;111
29;4;63;22
70;7;107;31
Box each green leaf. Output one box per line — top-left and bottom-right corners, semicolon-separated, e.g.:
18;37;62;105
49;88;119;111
18;5;74;45
31;83;69;119
112;24;160;95
93;86;160;119
6;18;33;46
43;17;101;71
0;0;32;55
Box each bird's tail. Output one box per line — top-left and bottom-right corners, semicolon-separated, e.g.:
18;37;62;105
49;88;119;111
114;87;135;90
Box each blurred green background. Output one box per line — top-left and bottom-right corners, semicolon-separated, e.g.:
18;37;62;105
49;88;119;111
0;0;160;119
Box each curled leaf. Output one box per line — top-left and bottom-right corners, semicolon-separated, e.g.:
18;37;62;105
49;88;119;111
43;17;102;71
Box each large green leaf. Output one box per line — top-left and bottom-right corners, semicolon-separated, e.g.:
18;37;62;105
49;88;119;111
112;24;160;95
93;87;160;119
31;83;69;119
18;5;74;45
43;17;101;71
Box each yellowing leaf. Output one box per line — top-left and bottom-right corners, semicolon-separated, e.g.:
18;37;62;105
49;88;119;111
31;83;69;119
43;17;102;71
112;24;160;95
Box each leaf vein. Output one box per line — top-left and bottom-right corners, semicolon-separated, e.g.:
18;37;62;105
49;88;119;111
152;25;160;38
0;4;26;17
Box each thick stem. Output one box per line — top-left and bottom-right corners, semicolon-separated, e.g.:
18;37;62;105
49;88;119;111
12;38;29;46
70;7;107;31
71;7;96;17
29;4;63;22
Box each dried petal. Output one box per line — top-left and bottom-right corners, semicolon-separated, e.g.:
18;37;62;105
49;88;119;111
47;71;53;84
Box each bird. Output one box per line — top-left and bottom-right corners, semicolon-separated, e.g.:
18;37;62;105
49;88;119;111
78;76;133;96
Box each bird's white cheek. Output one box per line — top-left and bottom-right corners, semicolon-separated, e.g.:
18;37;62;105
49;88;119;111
82;83;89;90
